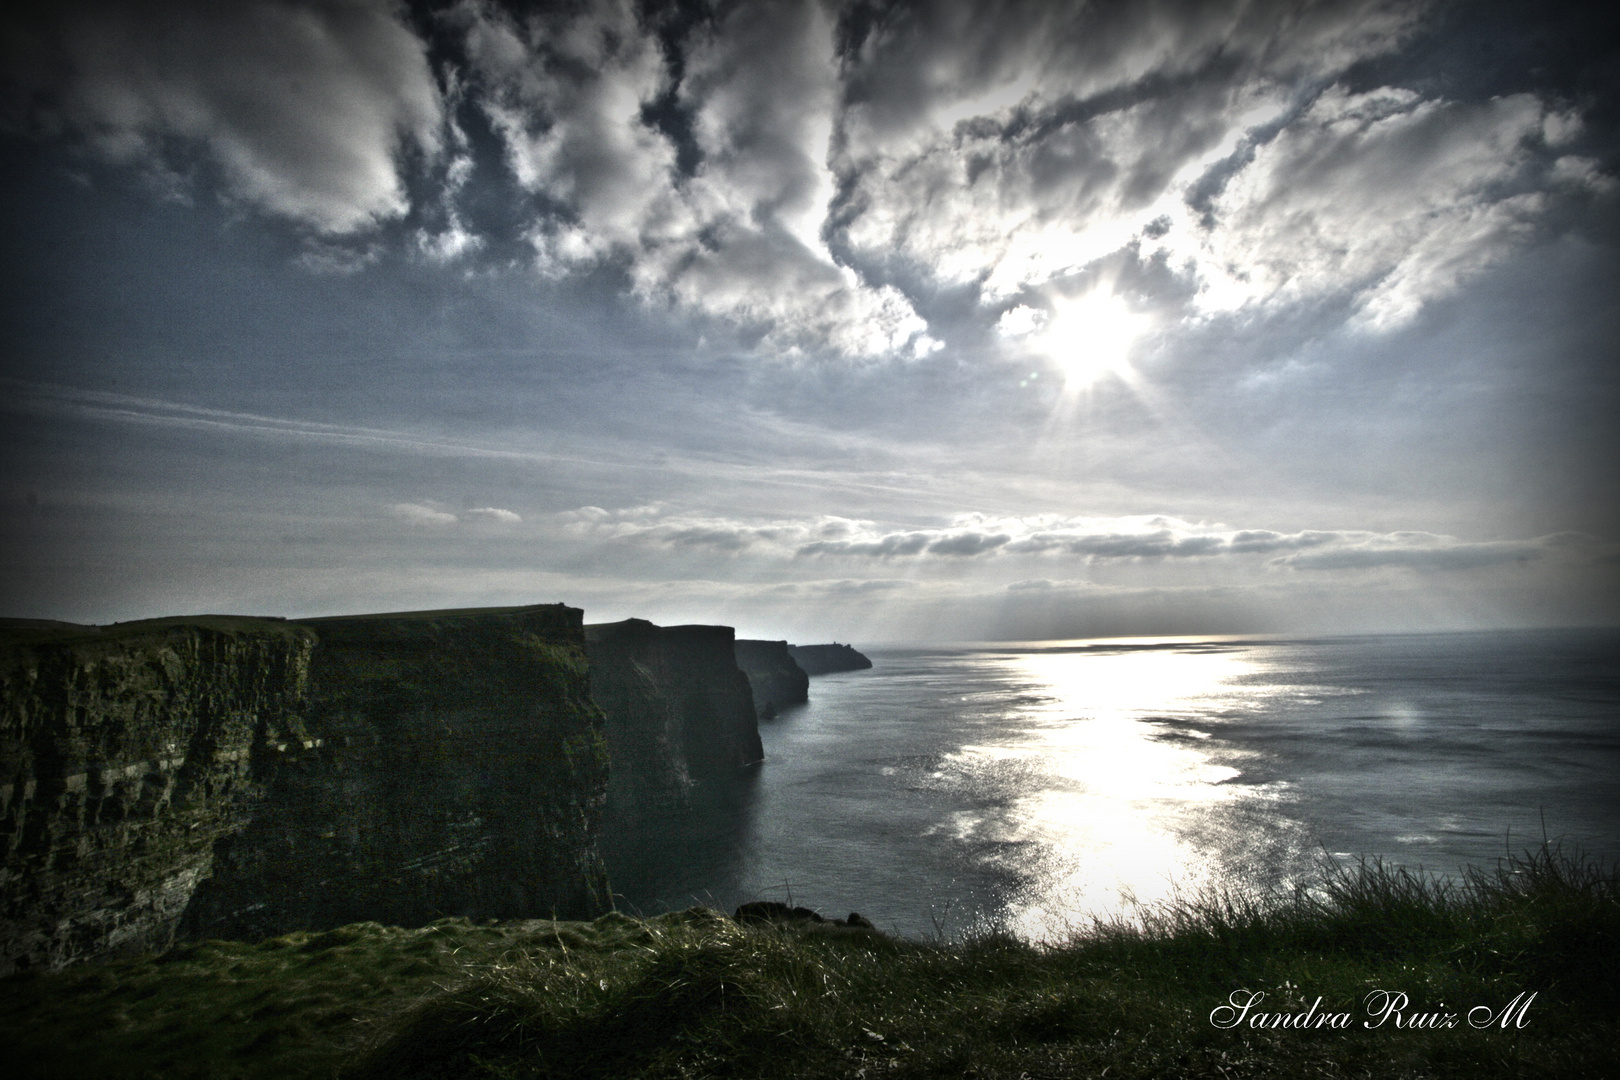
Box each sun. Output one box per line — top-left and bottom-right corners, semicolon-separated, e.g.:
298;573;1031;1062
1036;289;1145;389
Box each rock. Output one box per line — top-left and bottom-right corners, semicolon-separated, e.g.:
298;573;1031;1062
733;901;876;929
786;643;873;676
1;616;316;974
733;639;809;718
182;604;612;944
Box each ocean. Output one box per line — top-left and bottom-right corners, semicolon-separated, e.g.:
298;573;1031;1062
607;628;1620;941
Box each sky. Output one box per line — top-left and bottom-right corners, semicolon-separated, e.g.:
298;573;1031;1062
1;0;1616;643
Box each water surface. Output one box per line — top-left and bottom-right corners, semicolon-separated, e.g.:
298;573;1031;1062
607;629;1620;940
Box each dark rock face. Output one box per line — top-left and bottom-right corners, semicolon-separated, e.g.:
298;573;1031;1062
585;619;762;906
0;617;315;974
1;605;611;974
733;640;809;718
181;605;610;943
787;643;873;676
585;620;761;825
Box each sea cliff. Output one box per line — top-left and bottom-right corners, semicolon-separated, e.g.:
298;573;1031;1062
733;639;809;718
0;605;610;974
584;619;761;825
787;643;873;675
584;619;762;906
0;617;316;974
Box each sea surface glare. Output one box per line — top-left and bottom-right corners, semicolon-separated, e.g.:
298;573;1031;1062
607;629;1620;941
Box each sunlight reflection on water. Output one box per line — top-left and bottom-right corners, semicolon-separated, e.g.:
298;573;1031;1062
943;645;1312;938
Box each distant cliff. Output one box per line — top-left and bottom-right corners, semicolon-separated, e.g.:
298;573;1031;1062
1;605;611;974
733;640;809;718
788;643;873;675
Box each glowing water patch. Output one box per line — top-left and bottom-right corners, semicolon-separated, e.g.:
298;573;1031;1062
939;645;1314;938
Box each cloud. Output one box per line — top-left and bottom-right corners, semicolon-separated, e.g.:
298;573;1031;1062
554;505;1579;575
831;0;1431;300
4;0;445;233
393;503;521;526
761;578;917;597
1272;535;1545;571
457;0;934;359
392;502;458;525
1186;87;1560;326
462;506;522;524
9;0;1605;353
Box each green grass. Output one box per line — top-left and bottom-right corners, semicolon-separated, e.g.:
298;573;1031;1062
4;845;1616;1079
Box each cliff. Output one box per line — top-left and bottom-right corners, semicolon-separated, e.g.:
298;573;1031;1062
1;617;315;974
584;620;761;904
788;643;873;675
181;605;610;943
1;605;611;974
584;620;761;822
733;639;809;718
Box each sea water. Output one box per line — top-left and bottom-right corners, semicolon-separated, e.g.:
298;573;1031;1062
609;628;1620;941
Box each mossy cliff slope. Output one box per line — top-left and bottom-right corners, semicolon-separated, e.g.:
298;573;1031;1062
1;605;612;974
733;640;809;718
0;617;315;975
181;605;611;943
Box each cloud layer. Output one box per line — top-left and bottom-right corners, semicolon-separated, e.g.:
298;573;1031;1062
6;0;1607;358
557;505;1587;574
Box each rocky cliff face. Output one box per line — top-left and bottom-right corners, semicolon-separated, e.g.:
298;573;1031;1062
0;618;315;974
181;605;610;943
584;620;762;905
585;620;761;823
733;640;809;718
1;605;611;974
787;643;873;676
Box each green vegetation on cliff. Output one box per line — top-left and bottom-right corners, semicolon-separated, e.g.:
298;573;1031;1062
3;845;1614;1079
2;605;611;976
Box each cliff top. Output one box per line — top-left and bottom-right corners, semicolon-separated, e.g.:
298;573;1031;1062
302;603;577;626
0;614;313;650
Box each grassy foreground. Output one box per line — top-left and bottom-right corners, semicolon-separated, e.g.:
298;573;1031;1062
4;846;1616;1079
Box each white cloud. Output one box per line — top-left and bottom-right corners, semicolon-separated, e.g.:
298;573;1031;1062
829;1;1600;335
13;0;1603;352
831;0;1430;302
457;0;934;358
462;506;522;524
393;503;520;526
392;502;458;525
7;0;445;234
1186;87;1557;327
